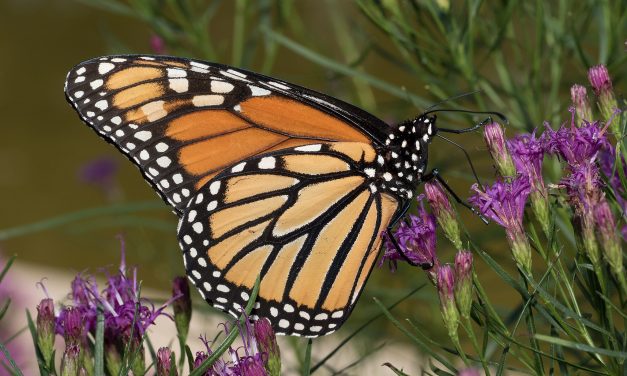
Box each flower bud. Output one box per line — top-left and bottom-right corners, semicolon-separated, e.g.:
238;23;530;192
594;200;626;292
157;347;177;376
437;265;459;339
454;251;473;319
570;84;593;123
60;344;81;376
36;298;56;366
425;181;462;249
172;276;192;342
588;65;618;125
254;318;281;376
484;122;516;177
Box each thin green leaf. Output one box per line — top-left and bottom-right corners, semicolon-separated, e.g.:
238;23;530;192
373;297;456;373
0;342;23;376
535;334;627;360
0;255;16;284
26;310;49;376
302;339;312;376
0;201;165;241
94;308;105;376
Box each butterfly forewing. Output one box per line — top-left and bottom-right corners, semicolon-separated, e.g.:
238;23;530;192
64;55;389;214
178;142;399;336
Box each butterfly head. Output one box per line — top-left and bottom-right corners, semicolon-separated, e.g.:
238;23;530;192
375;114;438;199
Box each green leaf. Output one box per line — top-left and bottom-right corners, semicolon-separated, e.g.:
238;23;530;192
535;334;627;360
26;310;49;376
302;339;312;376
0;201;165;241
0;342;23;376
94;308;105;376
373;297;456;373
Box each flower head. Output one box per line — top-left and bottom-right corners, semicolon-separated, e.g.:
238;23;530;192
425;181;462;249
381;196;438;273
469;176;532;273
78;156;120;201
570;84;593;122
454;251;473;318
484;122;516;177
599;145;627;212
588;65;618;124
36;298;56;365
172;276;192;342
437;265;459;338
593;200;623;279
254;318;281;376
544;116;609;168
157;347;177;376
507;131;550;233
150;35;167;54
57;306;85;347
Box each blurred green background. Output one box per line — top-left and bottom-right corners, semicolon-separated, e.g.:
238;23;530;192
1;0;624;348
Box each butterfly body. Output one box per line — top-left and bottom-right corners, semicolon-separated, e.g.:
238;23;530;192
65;55;437;337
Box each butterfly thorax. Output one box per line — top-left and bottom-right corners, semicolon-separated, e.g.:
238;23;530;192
370;114;437;200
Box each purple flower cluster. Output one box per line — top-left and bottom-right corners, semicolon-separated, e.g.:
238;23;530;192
190;317;278;376
380;195;439;274
468;64;624;281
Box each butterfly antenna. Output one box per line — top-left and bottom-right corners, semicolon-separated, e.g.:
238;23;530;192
423;90;483;113
435;134;484;189
424;108;508;125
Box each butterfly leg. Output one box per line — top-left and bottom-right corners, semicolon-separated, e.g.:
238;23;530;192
422;169;489;224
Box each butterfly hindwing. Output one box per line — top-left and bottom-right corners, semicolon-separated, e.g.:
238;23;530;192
178;142;400;336
64;55;389;214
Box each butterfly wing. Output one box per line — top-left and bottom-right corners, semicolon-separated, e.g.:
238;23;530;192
64;55;390;214
179;142;400;336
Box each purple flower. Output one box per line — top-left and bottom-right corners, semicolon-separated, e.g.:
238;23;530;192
381;196;439;273
150;34;167;54
157;347;177;376
57;306;85;347
425;181;462;249
172;276;192;342
454;251;473;318
507;131;550;233
78;156;120;201
570;84;593;122
436;265;459;338
254;318;280;376
544;115;610;168
469;176;532;273
507;131;545;188
483;122;516;177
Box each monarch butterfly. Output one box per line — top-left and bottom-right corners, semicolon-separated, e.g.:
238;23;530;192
64;55;470;337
